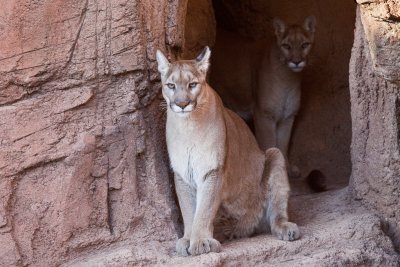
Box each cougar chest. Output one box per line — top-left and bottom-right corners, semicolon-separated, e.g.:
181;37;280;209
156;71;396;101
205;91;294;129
166;118;224;187
278;80;301;120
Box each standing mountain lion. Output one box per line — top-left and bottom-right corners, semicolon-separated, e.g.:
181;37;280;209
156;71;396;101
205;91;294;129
211;16;316;172
156;47;299;256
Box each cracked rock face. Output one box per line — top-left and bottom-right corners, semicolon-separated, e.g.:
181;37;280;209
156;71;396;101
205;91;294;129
0;0;399;266
350;1;400;251
0;0;181;266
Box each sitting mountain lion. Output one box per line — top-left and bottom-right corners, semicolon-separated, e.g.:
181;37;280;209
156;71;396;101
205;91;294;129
156;47;300;256
210;16;316;175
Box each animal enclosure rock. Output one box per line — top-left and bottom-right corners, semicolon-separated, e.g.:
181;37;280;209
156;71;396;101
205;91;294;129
0;0;180;266
350;2;400;250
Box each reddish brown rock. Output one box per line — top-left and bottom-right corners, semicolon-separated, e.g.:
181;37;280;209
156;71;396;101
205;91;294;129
0;0;179;266
350;1;400;251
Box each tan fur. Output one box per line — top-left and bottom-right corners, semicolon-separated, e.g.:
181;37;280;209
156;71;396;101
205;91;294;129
156;47;300;257
210;16;316;161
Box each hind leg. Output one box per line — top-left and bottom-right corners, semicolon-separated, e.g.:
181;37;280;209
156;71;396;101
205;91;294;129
261;148;300;241
254;108;277;150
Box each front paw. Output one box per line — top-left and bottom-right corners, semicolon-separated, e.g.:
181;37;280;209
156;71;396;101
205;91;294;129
176;238;190;256
273;222;300;241
189;237;221;256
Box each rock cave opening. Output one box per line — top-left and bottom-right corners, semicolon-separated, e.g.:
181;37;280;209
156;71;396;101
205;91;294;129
184;0;357;191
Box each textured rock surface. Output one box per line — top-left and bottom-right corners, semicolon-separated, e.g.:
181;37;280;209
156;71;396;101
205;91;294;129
0;0;399;266
0;0;182;266
182;0;216;59
356;0;400;82
350;1;400;251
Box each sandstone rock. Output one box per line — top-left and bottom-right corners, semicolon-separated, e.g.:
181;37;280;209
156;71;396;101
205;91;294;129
0;1;179;266
356;0;400;81
182;0;216;59
350;2;400;251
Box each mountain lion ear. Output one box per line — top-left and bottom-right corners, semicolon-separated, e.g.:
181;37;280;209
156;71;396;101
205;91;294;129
273;18;286;36
195;46;211;73
156;50;170;75
303;16;316;33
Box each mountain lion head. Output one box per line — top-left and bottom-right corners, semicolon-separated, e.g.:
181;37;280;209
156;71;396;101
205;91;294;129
156;47;211;116
273;16;316;72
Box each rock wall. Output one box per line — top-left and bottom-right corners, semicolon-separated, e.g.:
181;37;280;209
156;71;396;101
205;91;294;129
350;1;400;250
0;0;185;265
182;0;216;59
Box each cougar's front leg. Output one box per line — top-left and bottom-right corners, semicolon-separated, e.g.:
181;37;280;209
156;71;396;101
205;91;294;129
277;116;300;178
276;116;295;158
174;173;196;256
189;170;222;256
253;107;277;150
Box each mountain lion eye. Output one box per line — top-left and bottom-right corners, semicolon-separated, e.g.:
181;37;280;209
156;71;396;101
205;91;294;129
282;44;291;50
301;42;311;49
166;83;175;90
189;82;198;89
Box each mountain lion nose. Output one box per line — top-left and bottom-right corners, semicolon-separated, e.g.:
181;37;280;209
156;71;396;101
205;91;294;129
292;60;302;65
175;99;190;109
